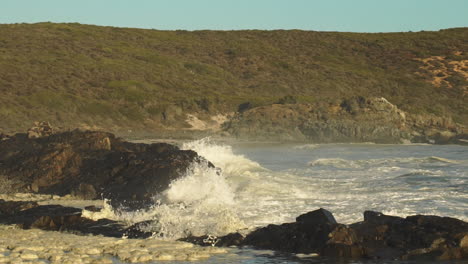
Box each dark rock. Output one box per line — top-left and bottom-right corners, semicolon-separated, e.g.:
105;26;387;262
232;209;468;261
0;199;39;215
242;209;339;253
333;212;468;260
321;243;366;259
296;208;337;225
180;232;245;247
123;220;155;239
83;205;102;212
0;130;211;210
0;203;156;238
218;232;245;247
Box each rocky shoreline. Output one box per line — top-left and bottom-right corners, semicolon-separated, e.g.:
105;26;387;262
183;208;468;261
1;200;467;261
2;97;467;146
0;128;211;210
0;129;467;262
223;97;468;145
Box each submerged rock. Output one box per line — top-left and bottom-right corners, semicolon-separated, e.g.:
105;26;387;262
0;129;210;209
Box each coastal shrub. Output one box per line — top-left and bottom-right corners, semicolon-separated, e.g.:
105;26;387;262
0;23;466;130
276;95;298;104
118;105;146;121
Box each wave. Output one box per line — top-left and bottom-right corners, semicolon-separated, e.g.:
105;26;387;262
396;169;444;178
94;138;313;237
82;140;467;240
308;156;460;169
88;161;247;239
293;144;319;150
182;137;264;175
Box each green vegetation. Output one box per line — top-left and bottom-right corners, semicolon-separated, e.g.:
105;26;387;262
0;23;466;133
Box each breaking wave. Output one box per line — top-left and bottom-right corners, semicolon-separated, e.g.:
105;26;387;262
181;137;264;175
85;140;467;239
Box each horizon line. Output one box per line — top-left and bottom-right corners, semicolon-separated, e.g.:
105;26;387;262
1;21;466;34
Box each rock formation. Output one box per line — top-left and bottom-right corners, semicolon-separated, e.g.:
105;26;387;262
0;129;211;209
0;199;152;238
183;208;468;261
27;121;54;139
223;97;467;144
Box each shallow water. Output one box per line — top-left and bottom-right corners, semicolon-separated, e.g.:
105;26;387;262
1;140;467;263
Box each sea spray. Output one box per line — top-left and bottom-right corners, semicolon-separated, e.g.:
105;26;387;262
92;158;247;239
181;137;263;175
83;141;467;239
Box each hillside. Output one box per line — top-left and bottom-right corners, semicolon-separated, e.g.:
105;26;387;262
0;23;467;136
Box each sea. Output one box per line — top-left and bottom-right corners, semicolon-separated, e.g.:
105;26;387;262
1;139;467;263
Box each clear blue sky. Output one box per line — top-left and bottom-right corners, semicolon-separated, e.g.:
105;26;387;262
1;0;467;32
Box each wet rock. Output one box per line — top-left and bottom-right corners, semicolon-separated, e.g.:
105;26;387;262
332;212;468;260
242;208;337;253
180;232;245;247
363;210;404;225
123;220;155;239
0;203;157;238
296;208;337;225
0;129;210;210
83;205;102;212
0;199;39;215
220;209;468;261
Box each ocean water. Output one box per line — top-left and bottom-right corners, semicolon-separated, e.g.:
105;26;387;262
1;139;467;263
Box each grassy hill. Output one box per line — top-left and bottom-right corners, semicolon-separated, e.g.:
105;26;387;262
0;23;466;134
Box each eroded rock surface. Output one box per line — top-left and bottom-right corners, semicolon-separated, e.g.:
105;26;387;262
0;130;209;209
184;208;468;261
224;97;467;144
0;199;152;238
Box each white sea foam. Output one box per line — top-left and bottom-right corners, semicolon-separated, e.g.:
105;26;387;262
17;140;467;240
0;225;227;263
182;137;264;175
293;144;319;150
163;162;234;205
3;141;467;263
94;159;247;238
308;156;459;169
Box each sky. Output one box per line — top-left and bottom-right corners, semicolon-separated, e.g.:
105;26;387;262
1;0;467;32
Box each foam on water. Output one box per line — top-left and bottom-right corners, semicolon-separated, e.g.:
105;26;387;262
0;225;227;263
95;160;247;238
87;140;468;239
2;140;467;263
98;138;315;236
181;137;263;175
308;156;461;169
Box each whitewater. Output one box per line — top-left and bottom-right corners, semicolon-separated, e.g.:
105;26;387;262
1;139;467;263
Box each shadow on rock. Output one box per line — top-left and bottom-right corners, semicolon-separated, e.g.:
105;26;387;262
182;208;468;261
0;129;213;210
